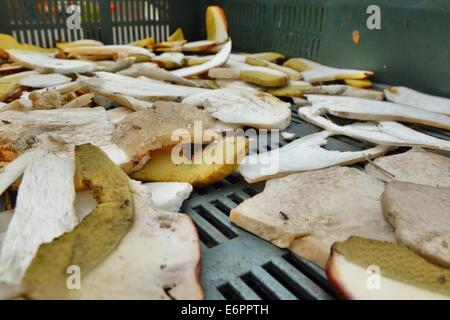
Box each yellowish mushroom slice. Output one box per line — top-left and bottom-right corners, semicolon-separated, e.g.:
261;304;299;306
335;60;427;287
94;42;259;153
62;45;154;59
327;237;450;300
152;52;185;70
245;56;302;80
284;58;373;84
268;81;314;97
22;144;134;299
168;28;185;42
112;101;216;173
172;40;232;78
241;66;289;88
56;40;104;50
131;136;248;187
344;78;372;88
206;6;229;43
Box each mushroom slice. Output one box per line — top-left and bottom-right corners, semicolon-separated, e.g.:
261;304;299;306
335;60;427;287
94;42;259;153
19;74;71;88
344;79;372;88
238;130;392;183
0;210;13;253
107;107;133;126
284;58;373;84
182;40;221;52
384;86;450;115
230;167;395;268
183;89;291;130
327;237;450;300
299;106;450;151
76;181;203;300
112;101;216;173
56;40;104;50
245;57;301;80
78;72;207;102
172;40;231;78
306;95;450;130
118;62;198;87
139;182;193;213
152;53;185;70
22;144;134;299
131;136;248;187
365;148;450;187
62;93;95;109
313;85;384;101
0;149;45;195
382;182;450;268
206;6;228;43
62;45;154;58
0;152;77;288
0;107;120;164
6;50;95;74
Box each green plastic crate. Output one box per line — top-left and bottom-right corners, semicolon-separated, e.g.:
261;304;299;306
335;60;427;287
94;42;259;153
1;0;448;96
0;0;449;300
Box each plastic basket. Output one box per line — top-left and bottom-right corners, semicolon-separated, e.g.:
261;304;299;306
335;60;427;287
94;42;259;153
1;0;449;300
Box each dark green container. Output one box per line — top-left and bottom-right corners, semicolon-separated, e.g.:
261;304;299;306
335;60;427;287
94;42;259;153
1;0;448;96
0;0;449;300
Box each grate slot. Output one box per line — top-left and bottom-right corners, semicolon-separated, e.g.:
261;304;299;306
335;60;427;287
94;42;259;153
210;200;231;216
211;180;231;190
193;205;238;240
263;262;309;299
282;253;338;298
226;193;244;205
240;272;279;300
195;185;217;196
225;173;242;184
268;257;334;300
196;225;219;249
186;206;229;246
217;283;244;300
242;185;264;197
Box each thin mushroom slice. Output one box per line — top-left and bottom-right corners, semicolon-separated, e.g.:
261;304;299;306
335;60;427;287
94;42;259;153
306;94;450;130
172;40;231;78
78;72;207;102
384;86;450;115
118;62;198;87
183;89;291;130
6;50;95;74
19;74;72;88
0;152;77;288
62;45;154;58
238;130;393;183
299;106;450;151
382;182;450;268
365;148;450;187
284;58;373;84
